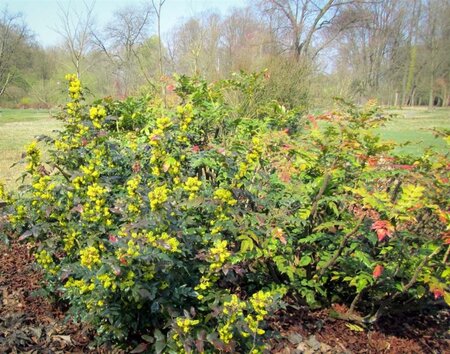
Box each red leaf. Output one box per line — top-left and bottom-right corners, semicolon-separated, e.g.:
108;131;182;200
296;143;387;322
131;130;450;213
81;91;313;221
132;162;141;173
376;228;388;242
442;231;450;244
307;115;318;129
373;264;384;279
192;145;200;153
371;220;394;241
368;157;378;167
433;289;444;300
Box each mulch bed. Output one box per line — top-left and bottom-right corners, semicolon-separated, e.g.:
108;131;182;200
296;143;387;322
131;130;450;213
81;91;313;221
1;242;449;353
268;304;449;353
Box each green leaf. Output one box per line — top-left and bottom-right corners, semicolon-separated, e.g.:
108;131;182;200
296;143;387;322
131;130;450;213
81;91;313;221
238;234;254;252
298;255;312;267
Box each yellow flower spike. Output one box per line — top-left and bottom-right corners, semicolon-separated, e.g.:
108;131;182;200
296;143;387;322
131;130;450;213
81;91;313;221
176;317;200;334
148;184;169;210
79;246;101;270
213;188;237;206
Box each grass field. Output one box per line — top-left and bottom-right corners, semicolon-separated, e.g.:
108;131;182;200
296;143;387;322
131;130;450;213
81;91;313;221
0;109;61;190
380;107;450;155
0;107;449;191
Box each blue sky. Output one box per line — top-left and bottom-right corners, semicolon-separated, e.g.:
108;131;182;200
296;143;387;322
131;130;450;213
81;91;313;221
3;0;246;47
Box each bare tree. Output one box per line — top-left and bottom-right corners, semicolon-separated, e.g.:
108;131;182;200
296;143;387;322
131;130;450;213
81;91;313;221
151;0;166;79
92;3;154;96
0;7;30;97
329;1;411;103
258;0;358;60
422;0;450;108
56;0;96;78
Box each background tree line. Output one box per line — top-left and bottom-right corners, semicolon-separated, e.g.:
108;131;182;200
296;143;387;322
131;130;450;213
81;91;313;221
0;0;449;109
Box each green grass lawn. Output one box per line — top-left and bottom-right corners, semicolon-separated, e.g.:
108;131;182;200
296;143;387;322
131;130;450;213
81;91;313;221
380;107;450;155
0;109;62;190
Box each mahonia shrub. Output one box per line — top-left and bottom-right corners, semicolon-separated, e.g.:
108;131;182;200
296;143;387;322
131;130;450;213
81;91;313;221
0;73;449;351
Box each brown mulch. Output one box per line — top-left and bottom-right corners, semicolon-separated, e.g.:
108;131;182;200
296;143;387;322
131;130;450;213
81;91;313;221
269;302;449;353
1;242;449;353
0;241;95;353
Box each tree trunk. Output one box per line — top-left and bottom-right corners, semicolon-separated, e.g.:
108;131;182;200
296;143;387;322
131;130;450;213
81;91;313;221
428;88;434;109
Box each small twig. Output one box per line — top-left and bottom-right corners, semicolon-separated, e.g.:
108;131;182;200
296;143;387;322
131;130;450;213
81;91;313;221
394;245;443;298
349;290;363;313
390;179;402;203
443;245;450;264
317;216;364;280
370;245;444;322
310;172;331;220
53;164;71;181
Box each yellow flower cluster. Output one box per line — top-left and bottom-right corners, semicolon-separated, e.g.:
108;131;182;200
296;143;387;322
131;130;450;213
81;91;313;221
35;250;60;275
219;294;247;343
119;270;136;290
194;240;232;300
65;74;82;100
80;161;100;178
63;229;79;252
183;176;202;200
0;182;7;201
146;231;180;253
25;141;41;172
89;105;107;129
126;175;142;215
66;101;79;116
176;103;194;132
126;240;140;257
9;204;26;224
35;250;53;268
236;136;263;179
194;276;213;300
208;240;231;271
157;116;172;130
65;277;95;294
243;290;274;336
148;117;178;177
127;175;141;195
54;121;89;150
172;315;200;352
82;183;111;224
149;116;172;147
148;184;169;210
97;273;118;292
213;188;237;206
32;176;55;205
176;317;200;334
80;246;101;269
126;132;138;151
